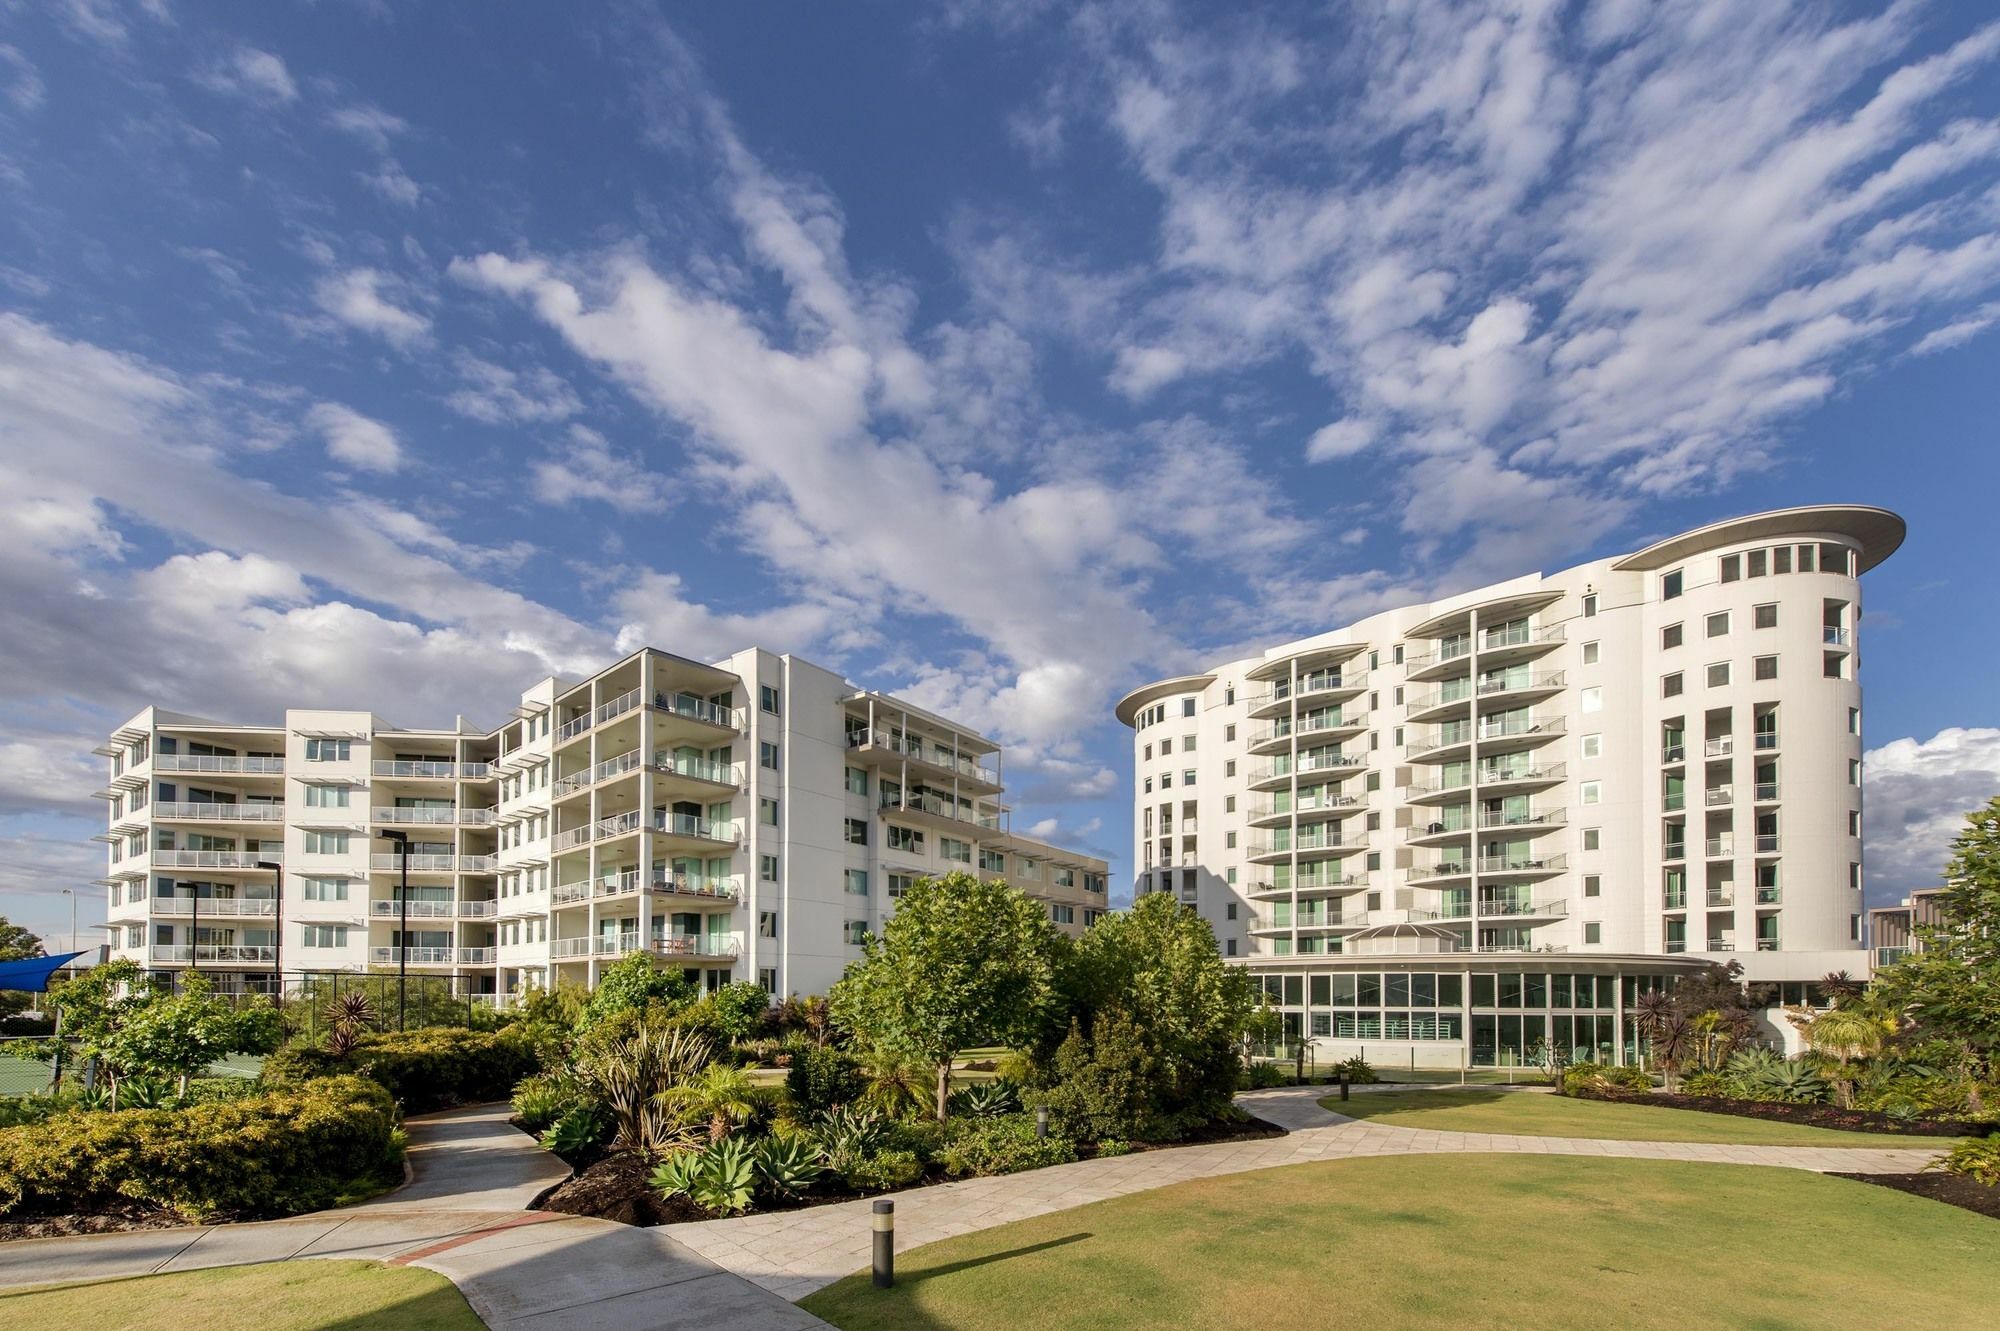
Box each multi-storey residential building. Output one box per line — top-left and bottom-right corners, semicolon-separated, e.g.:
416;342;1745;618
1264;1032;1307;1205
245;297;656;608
1867;887;1947;969
96;648;1108;1005
1115;505;1904;1066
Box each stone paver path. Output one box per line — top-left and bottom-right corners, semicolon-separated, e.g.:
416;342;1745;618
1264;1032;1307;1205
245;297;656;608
665;1085;1949;1302
0;1103;829;1331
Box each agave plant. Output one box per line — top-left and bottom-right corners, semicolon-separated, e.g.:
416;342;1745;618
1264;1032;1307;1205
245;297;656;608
119;1079;170;1110
540;1103;608;1157
753;1133;824;1198
650;1137;757;1215
1743;1058;1830;1104
812;1104;887;1174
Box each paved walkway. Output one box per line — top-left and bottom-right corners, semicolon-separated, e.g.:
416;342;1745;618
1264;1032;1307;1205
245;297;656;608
0;1103;828;1331
664;1085;1950;1302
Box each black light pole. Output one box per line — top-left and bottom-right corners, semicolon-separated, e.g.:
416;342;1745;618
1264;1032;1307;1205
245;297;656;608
380;830;410;1031
258;860;283;1006
190;883;200;983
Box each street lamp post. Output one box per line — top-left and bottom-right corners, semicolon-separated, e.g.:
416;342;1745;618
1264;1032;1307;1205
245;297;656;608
257;860;283;1006
60;887;75;954
380;830;410;1031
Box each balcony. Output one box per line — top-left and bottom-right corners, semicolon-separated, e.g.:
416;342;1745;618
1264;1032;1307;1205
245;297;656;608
846;728;1001;787
1754;834;1781;855
1754;731;1780;752
1704;737;1734;758
1662;791;1686;812
1476;852;1567;877
1662;893;1687;910
1664;842;1687;862
1474;670;1565;707
655;752;744;789
1406;726;1473;763
1404;639;1474;678
1297;752;1367;777
369;852;458;872
1755;885;1782;905
1479;621;1565;654
1246;671;1368;715
1406;860;1473;885
1403;683;1475;721
153;755;284;775
151;850;278;870
369;946;465;966
1662;743;1686;764
1823;627;1851;647
594;811;644;842
648;935;741;960
1478;806;1564;831
153;801;283;822
1875;946;1908;966
596;687;643;728
369;899;458;918
1475;713;1565;751
1704;838;1734;858
373;807;464;826
460;854;497;873
654;690;744;734
461;899;498;917
1477;762;1566;792
551;824;595;853
652;872;738;902
372;760;465;779
651;809;742;844
1664;939;1688;954
149;944;276;964
550;936;595;958
1706;938;1734;952
1478;897;1566;918
1754;782;1781;802
553;769;592;798
1405;819;1471;845
1755;938;1781;952
152;897;274;917
1404;773;1474;802
1706;889;1734;907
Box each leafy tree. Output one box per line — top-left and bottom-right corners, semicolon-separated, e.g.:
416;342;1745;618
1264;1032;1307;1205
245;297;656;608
40;958;160;1103
0;916;45;1020
581;953;698;1031
830;872;1060;1120
711;980;774;1042
1874;799;2000;1109
109;973;281;1096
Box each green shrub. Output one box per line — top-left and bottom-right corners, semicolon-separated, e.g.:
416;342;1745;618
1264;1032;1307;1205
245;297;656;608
1032;1011;1167;1142
0;1091;80;1129
264;1025;539;1113
1560;1062;1651;1096
1244;1062;1290;1090
752;1134;823;1198
1681;1071;1728;1097
512;1070;591;1133
1729;1056;1830;1104
651;1137;756;1214
1333;1055;1379;1085
841;1148;923;1192
0;1075;398;1222
1931;1137;2000;1187
949;1080;1021;1117
540;1103;610;1157
938;1113;1078;1178
787;1044;866;1117
1095;1137;1131;1158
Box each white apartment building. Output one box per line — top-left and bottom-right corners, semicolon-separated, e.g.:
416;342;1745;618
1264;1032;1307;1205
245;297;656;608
1115;505;1904;1067
96;647;1108;1005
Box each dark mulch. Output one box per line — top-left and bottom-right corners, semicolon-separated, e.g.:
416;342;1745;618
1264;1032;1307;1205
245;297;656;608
1573;1089;1991;1138
1830;1171;2000;1221
0;1205;184;1243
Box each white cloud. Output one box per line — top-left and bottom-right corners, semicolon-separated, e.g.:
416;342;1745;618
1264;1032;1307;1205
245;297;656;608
312;268;430;346
1108;344;1188;398
1863;727;2000;906
0;45;44;113
330;103;408;151
201;47;300;104
306;401;404;473
446;355;583;424
1306;417;1378;462
530;426;672;513
359;162;421;207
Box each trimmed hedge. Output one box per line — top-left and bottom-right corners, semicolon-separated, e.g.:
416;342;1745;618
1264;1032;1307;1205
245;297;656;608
0;1075;399;1222
263;1025;539;1113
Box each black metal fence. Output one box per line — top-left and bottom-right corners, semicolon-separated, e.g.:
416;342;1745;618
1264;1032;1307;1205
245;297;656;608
159;968;508;1034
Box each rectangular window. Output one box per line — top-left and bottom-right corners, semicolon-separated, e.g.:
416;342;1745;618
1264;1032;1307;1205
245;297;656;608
887;873;915;898
1662;623;1683;650
1183;698;1196;717
1720;554;1741;582
301;877;349;901
845;766;868;796
1754;603;1778;629
1584;922;1602;945
1848;707;1861;735
840;817;867;846
303;830;349;854
1848;759;1861;786
760;685;781;714
304;738;351;762
1580;686;1602;713
303;785;352;808
1582;594;1597;617
1050;904;1075;925
759;741;781;771
1662;672;1683;698
1582;734;1602;759
759;797;779;826
760;854;779;882
1748;549;1768;577
1754;655;1778;681
889;826;924;853
1848;810;1861;836
845;868;870;896
1584;874;1601;897
1706;662;1730;688
845;920;869;946
1705;611;1729;638
1583;828;1601;851
1183;769;1196;786
1160;738;1171;755
940;837;971;863
1183;734;1196;751
1662;569;1683;600
1582;641;1599;665
1581;781;1602;806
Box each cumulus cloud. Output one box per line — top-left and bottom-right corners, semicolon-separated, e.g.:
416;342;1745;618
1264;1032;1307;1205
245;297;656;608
530;426;672;513
446;355;583;425
312;268;430;346
1863;727;2000;906
201;47;299;103
306;402;403;472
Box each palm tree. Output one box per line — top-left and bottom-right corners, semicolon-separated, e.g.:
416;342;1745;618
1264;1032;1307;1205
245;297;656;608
1819;971;1862;1007
1803;1007;1885;1109
1653;1015;1695;1092
857;1049;932;1119
663;1062;763;1143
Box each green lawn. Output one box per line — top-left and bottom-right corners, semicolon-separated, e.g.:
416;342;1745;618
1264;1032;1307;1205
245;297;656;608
1318;1087;1942;1146
802;1155;1998;1331
0;1259;484;1330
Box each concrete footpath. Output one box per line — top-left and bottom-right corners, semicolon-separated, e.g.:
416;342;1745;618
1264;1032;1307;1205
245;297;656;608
0;1103;830;1331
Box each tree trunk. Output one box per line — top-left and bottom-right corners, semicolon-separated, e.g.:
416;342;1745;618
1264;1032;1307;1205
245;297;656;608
936;1060;952;1122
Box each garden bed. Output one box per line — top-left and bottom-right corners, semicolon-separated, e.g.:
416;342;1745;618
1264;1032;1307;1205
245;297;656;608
0;1203;184;1243
1571;1088;1992;1138
1830;1171;2000;1221
529;1112;1287;1228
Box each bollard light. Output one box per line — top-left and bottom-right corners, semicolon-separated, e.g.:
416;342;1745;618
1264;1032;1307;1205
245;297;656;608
1034;1106;1049;1140
872;1199;895;1289
1339;1070;1350;1102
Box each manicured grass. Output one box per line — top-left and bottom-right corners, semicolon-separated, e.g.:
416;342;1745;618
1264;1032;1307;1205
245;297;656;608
802;1155;1999;1331
1318;1087;1943;1146
0;1259;484;1330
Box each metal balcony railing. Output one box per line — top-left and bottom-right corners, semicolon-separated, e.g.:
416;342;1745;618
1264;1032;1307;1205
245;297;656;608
152;850;278;870
154;755;284;775
153;802;283;821
152;897;274;916
150;944;275;963
373;760;461;779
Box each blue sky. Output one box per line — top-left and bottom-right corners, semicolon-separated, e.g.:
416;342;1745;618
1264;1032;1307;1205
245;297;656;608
2;0;1998;949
